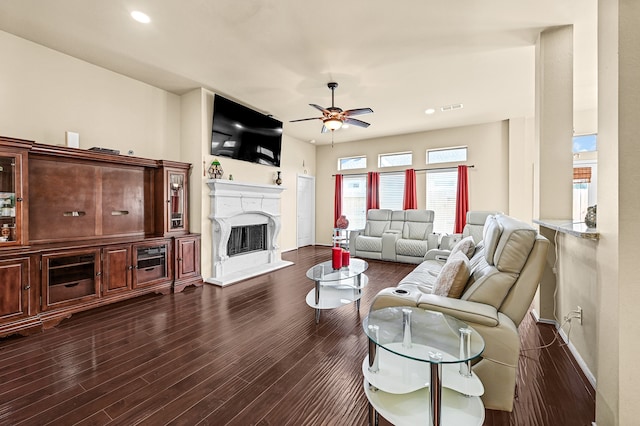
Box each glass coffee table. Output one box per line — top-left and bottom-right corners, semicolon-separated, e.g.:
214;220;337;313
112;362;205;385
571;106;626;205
305;258;368;323
362;306;485;426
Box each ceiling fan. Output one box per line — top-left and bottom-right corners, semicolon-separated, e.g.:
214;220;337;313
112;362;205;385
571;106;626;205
290;82;373;133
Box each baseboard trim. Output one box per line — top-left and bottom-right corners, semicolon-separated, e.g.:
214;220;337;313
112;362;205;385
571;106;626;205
558;327;597;389
530;309;597;389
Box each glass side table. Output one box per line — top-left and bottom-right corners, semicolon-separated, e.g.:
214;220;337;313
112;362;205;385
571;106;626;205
362;306;485;426
305;258;368;323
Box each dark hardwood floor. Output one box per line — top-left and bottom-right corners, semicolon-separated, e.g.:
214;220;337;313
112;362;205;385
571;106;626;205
0;246;595;425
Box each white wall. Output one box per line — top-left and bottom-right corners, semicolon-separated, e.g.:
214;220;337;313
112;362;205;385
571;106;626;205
180;88;316;279
0;31;316;282
0;31;181;159
315;121;510;245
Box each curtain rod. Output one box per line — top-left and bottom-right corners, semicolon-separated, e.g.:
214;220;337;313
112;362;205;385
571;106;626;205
332;164;474;177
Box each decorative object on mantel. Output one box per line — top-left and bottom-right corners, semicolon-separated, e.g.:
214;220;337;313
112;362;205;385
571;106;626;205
228;174;234;181
336;214;349;229
208;158;224;179
275;171;282;185
585;204;597;228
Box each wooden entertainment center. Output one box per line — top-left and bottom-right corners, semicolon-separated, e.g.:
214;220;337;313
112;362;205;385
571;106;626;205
0;136;201;338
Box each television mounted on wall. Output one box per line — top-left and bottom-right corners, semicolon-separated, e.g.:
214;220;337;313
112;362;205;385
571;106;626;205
211;94;283;167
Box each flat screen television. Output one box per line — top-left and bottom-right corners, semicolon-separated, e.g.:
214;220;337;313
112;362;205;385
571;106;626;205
211;94;283;167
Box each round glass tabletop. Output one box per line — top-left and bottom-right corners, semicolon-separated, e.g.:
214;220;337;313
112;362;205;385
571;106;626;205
363;306;485;364
305;258;368;283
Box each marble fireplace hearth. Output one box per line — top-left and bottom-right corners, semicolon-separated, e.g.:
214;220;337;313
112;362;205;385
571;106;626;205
205;179;292;286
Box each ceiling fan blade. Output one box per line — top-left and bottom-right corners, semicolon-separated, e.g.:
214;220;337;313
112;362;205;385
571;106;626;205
289;117;322;123
310;104;329;114
344;117;371;128
344;107;373;117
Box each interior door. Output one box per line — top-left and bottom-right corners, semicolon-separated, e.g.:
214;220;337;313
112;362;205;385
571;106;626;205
297;174;315;248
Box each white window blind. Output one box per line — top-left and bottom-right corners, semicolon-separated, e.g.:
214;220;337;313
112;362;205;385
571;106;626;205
379;152;412;168
427;147;467;164
342;175;367;229
426;169;457;234
379;173;405;210
338;156;367;170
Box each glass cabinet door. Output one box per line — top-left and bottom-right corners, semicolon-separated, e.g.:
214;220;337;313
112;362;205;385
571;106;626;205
0;154;21;245
168;170;185;232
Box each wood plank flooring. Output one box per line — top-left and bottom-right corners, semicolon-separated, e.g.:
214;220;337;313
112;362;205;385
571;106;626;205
0;246;595;425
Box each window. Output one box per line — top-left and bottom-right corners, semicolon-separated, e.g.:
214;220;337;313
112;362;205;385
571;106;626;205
342;175;366;229
426;169;457;234
379;152;412;168
573;161;597;223
427;147;467;165
573;134;597;153
379;173;405;210
572;134;597;223
338;155;366;171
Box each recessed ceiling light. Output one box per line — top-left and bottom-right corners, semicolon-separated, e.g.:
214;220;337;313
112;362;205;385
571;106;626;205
424;108;436;115
131;11;151;24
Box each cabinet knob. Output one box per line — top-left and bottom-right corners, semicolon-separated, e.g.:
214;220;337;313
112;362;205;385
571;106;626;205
177;258;183;262
128;265;134;270
16;197;23;202
96;272;102;276
24;285;30;290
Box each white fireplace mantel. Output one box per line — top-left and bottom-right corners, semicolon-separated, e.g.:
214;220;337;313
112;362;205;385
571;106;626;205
205;179;292;286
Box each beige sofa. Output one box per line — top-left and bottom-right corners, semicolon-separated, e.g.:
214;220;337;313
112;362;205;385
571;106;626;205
349;209;439;264
370;214;549;411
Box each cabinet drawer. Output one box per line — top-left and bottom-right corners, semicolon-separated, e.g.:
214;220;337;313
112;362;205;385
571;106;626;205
49;279;96;303
136;265;165;283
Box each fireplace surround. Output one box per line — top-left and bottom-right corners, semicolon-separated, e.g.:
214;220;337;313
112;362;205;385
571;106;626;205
205;179;292;286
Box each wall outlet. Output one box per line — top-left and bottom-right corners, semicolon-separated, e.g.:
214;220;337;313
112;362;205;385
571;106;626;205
576;306;583;325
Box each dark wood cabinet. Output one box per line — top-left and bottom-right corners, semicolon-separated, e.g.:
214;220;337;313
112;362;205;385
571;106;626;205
174;234;201;293
0;142;28;247
156;162;190;236
133;241;171;288
0;257;30;320
41;249;101;311
103;244;133;296
0;136;201;338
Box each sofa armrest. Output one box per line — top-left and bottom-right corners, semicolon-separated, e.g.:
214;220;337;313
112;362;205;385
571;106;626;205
416;294;499;327
348;229;364;253
370;287;422;311
381;230;401;261
424;249;451;262
440;233;463;250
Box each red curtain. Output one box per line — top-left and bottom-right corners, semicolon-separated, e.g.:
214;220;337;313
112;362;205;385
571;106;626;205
334;174;343;227
366;172;380;210
403;168;417;210
454;165;469;233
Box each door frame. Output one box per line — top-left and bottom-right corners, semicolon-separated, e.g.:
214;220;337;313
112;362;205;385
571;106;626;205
296;174;316;248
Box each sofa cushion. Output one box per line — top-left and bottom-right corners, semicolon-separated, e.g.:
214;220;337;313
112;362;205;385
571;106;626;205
390;210;406;232
397;259;442;293
396;239;429;258
450;235;476;259
355;235;383;252
492;216;537;273
433;252;470;298
482;215;503;265
402;210;435;240
366;221;390;237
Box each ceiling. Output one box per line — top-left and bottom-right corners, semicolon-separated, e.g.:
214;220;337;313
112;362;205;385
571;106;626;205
0;0;597;145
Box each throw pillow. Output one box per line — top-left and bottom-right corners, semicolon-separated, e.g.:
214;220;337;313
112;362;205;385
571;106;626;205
450;235;476;259
432;252;470;298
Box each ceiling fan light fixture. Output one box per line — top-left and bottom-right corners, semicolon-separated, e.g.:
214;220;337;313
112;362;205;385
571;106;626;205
324;117;343;131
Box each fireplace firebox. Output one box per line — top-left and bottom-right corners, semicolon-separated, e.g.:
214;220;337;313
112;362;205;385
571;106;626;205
227;224;267;257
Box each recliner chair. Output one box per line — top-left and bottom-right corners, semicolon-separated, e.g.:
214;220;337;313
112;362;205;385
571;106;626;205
370;214;549;411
